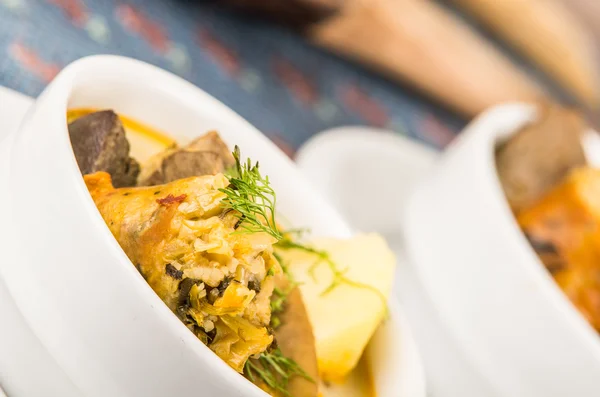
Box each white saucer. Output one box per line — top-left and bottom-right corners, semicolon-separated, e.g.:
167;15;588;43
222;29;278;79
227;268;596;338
295;127;437;249
0;86;33;143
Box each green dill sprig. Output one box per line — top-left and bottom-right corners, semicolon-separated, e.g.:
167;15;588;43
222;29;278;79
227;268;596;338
276;238;388;309
269;283;297;329
269;286;287;329
282;228;310;238
272;251;298;285
276;238;328;281
270;252;301;329
220;146;283;240
271;287;288;314
244;348;314;396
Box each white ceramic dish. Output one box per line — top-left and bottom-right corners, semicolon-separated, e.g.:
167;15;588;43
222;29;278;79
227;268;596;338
404;103;600;397
0;86;32;143
295;127;438;250
0;57;424;397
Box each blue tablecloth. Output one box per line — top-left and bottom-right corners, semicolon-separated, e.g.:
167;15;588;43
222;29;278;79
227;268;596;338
0;0;467;155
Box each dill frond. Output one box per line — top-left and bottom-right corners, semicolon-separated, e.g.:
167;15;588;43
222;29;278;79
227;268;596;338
283;228;310;238
271;287;288;314
220;146;283;240
273;251;299;286
244;348;314;396
270;252;300;329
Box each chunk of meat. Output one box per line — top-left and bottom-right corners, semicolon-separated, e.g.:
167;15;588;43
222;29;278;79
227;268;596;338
496;104;587;213
138;131;235;186
68;110;140;188
273;278;318;397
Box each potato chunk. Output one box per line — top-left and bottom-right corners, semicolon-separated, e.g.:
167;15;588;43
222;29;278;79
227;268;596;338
278;234;395;382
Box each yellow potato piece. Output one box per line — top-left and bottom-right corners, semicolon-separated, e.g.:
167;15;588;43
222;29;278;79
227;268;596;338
319;356;373;397
281;234;395;382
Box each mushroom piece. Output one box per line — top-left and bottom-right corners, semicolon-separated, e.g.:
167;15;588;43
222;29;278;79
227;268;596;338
495;104;587;214
138;131;235;186
273;286;319;397
68;110;140;188
249;275;319;397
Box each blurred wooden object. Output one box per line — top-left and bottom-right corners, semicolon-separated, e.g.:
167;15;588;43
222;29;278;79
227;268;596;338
221;0;544;117
308;0;543;117
451;0;600;110
563;0;600;43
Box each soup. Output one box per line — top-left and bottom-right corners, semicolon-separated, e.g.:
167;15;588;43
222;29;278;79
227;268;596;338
66;108;394;396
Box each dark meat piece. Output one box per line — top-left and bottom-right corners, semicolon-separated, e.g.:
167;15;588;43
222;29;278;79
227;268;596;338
496;104;587;214
68;110;140;188
138;131;235;186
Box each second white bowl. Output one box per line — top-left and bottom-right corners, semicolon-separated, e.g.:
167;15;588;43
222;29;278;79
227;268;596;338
404;103;600;397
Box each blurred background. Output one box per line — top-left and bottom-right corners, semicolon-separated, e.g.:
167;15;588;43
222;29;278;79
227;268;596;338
2;0;600;154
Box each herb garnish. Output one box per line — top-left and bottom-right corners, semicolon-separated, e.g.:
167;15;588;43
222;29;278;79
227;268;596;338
269;286;292;329
273;251;297;285
270;252;299;329
220;148;311;394
219;146;283;240
244;348;314;396
271;287;288;315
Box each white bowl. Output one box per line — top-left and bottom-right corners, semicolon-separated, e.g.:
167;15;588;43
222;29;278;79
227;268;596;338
404;103;600;397
295;127;438;251
0;56;424;397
